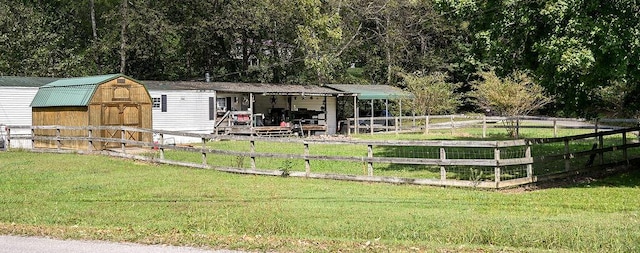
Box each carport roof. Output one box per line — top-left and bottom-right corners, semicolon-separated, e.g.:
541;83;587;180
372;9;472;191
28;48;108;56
143;81;348;96
326;84;413;100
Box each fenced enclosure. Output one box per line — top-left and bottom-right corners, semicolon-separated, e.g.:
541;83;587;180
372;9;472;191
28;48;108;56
3;117;640;189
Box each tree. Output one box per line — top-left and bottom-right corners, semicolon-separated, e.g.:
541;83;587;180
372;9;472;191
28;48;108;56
401;71;461;116
471;70;553;137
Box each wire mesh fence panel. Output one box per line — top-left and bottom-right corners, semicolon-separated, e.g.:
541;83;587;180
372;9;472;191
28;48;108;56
445;166;495;182
500;165;528;181
374;163;442;179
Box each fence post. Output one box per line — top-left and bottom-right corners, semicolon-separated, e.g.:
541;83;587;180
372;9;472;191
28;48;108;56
304;142;310;176
201;137;207;165
450;115;455;135
88;128;93;152
623;132;629;167
250;139;256;169
482;115;487;139
56;127;61;151
594;118;599;133
553;119;558;138
347;119;351;136
494;146;501;188
439;147;447;180
395;117;399;136
525;140;533;181
515;117;520;139
367;144;373;176
598;134;604;165
159;133;165;160
424;115;430;135
564;139;570;171
120;128;126;154
7;127;11;150
31;127;34;149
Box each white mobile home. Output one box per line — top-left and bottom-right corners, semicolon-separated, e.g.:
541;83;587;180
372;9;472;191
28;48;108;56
0;76;59;148
144;81;348;136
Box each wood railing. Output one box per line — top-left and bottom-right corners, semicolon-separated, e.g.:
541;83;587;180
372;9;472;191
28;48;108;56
3;122;640;189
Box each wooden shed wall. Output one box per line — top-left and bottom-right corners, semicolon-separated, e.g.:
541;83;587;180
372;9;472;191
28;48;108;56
32;107;88;149
89;78;152;149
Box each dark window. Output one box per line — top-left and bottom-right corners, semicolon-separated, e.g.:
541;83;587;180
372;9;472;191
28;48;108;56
161;95;167;112
152;97;161;109
208;97;215;120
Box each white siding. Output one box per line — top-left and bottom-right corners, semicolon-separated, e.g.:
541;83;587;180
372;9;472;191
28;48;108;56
0;87;38;148
149;90;216;133
0;87;38;126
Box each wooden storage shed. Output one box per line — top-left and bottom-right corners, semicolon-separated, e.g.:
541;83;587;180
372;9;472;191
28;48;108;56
30;74;152;150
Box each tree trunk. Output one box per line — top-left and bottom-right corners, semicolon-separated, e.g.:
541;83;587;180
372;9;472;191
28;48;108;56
385;12;392;85
90;0;97;41
119;0;128;74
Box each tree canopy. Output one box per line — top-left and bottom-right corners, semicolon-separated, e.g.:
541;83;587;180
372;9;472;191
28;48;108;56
1;0;639;117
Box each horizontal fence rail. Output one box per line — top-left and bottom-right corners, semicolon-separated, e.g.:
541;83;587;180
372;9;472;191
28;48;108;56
2;117;640;189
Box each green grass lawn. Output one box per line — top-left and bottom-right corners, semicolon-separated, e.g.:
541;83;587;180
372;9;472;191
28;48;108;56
1;151;640;252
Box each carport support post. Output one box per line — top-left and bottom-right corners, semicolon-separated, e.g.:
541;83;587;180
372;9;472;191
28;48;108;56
385;99;389;132
370;100;374;135
201;137;207;165
353;96;358;135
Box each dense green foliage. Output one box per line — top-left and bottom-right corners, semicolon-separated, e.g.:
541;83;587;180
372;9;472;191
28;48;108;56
1;0;639;116
1;151;640;252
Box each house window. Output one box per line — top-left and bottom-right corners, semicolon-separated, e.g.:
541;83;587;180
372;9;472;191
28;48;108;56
153;95;167;112
152;97;161;109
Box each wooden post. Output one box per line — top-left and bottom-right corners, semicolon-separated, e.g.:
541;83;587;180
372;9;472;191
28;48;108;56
515;117;520;139
623;132;629;167
159;133;165;160
482;115;487;138
367;144;373;176
88;129;93;152
564;139;570;171
347;119;351;136
598;134;604;165
250;139;256;169
424;115;430;135
594;118;599;133
395;117;399;136
439;147;446;180
120;128;126;153
494;147;501;188
31;127;34;149
525;141;533;181
201;137;207;165
450;115;454;135
553;119;558;138
7;127;11;150
304;142;310;176
56;127;62;151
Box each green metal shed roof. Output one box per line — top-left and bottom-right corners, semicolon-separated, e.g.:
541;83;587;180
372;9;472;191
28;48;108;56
0;76;59;87
326;84;413;100
30;74;125;107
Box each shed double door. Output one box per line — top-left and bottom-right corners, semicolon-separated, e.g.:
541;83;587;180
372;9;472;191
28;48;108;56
101;103;142;148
